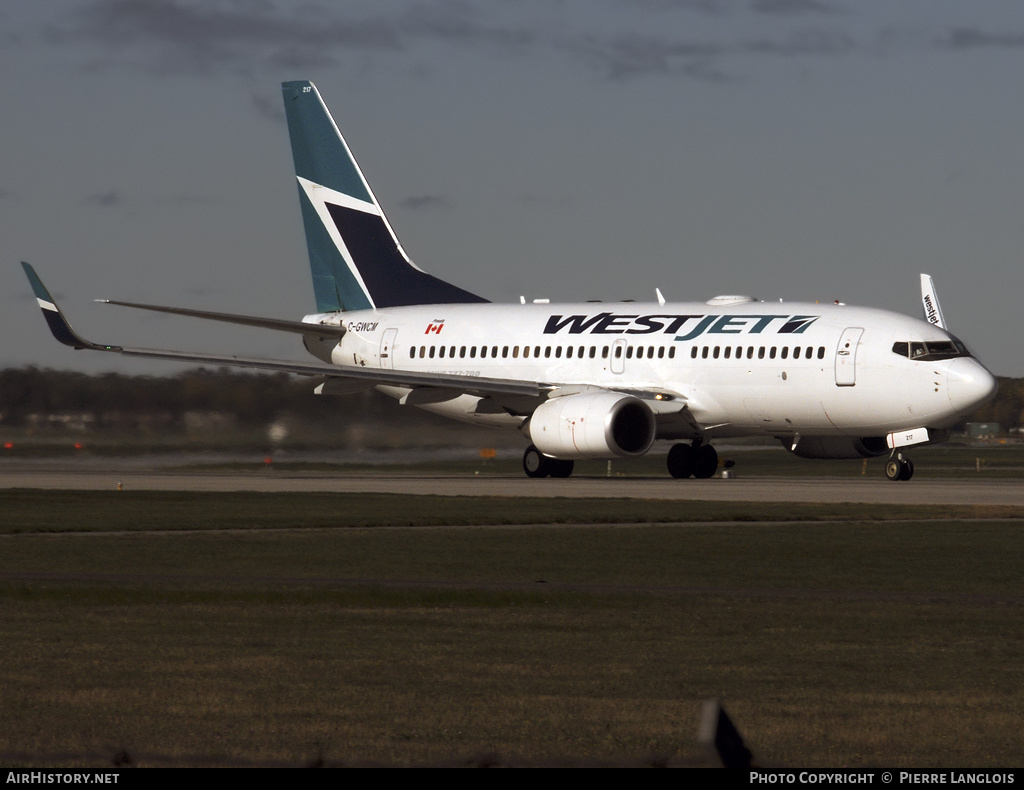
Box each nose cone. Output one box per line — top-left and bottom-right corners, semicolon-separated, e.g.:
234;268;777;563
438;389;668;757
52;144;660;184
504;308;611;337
947;358;998;416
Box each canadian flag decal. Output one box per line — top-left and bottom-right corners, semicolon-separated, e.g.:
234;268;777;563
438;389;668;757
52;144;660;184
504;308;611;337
425;322;445;335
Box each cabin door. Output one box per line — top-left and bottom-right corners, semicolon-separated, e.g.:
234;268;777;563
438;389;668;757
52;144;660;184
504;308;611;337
834;327;863;387
379;328;398;370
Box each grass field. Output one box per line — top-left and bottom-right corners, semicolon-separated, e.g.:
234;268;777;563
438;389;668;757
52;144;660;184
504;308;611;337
1;491;1022;767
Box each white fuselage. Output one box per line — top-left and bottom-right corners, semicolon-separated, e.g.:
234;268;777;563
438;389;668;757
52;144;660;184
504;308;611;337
310;298;996;443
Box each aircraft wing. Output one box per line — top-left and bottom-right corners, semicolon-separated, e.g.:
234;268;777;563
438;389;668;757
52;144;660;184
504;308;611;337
98;299;347;338
21;263;547;398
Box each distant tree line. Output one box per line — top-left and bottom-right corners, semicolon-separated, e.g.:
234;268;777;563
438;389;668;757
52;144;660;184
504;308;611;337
0;367;433;433
969;377;1024;431
1;367;1021;433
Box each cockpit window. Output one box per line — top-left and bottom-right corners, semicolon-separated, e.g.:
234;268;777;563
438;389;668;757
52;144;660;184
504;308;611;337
892;337;971;361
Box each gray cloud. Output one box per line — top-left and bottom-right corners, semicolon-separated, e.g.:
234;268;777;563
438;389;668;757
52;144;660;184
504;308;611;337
399;195;451;211
84;190;123;207
38;1;956;89
566;33;728;81
743;28;855;57
940;28;1024;51
751;0;839;16
53;0;532;75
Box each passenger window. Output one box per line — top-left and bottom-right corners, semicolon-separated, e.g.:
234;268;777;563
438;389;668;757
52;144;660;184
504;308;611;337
781;347;789;360
769;347;777;359
429;346;435;358
817;346;825;359
691;347;698;359
668;347;675;359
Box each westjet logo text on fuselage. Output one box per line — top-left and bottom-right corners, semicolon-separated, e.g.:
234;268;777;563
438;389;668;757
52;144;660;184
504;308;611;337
543;313;820;341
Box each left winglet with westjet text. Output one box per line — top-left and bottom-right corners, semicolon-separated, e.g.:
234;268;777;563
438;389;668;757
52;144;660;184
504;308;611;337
21;262;120;352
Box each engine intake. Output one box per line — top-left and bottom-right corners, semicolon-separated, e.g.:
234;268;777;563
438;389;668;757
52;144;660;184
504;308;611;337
787;435;888;459
528;392;656;459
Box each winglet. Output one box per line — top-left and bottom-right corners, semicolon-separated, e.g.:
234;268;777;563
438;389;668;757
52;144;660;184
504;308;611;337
920;273;947;330
21;263;119;351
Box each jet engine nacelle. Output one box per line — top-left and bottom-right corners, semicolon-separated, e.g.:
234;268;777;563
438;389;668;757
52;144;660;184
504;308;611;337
528;392;656;459
787;435;888;459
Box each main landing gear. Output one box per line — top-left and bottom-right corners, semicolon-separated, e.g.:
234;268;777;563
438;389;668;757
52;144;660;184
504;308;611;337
885;452;914;482
522;445;575;479
666;442;718;479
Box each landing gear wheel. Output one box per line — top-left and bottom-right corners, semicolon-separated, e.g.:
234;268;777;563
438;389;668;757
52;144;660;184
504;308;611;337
523;445;548;478
522;446;574;479
693;444;719;479
885;454;914;482
548;459;575;478
667;443;696;479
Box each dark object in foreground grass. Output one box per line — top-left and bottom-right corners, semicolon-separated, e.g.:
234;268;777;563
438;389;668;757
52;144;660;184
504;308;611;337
700;700;753;769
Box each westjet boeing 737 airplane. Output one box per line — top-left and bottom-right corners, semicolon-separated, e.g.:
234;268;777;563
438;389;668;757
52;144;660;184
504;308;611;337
22;81;998;481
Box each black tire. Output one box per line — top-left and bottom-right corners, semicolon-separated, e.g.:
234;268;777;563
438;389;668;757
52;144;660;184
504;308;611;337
692;444;719;479
548;459;575;478
899;458;914;481
666;443;695;479
523;445;548;478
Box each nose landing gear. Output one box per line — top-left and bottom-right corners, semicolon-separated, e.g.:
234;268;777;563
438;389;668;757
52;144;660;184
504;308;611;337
885;452;914;481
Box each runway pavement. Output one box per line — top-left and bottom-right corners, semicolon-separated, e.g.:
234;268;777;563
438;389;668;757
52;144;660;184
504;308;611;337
1;466;1020;506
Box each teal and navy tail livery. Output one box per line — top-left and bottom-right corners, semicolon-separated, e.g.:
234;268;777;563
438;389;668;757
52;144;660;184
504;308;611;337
282;80;487;312
22;80;998;481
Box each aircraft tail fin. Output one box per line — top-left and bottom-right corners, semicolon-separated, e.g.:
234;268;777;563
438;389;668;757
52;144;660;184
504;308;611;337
281;81;488;313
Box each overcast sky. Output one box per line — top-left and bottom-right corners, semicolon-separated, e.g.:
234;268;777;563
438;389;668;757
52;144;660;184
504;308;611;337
4;0;1024;376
